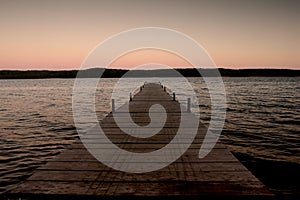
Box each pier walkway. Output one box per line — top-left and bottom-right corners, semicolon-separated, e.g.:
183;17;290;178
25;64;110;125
7;83;273;199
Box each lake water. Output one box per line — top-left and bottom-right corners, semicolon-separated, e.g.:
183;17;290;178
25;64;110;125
0;77;299;196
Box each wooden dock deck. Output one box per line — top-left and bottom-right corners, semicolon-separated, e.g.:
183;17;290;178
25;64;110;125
7;83;273;199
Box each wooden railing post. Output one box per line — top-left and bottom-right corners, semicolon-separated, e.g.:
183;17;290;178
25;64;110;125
112;99;115;113
187;98;191;112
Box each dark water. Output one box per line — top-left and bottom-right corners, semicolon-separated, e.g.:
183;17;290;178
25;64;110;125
0;77;299;196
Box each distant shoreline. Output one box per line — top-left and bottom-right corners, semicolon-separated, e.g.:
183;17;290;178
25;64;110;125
0;68;299;79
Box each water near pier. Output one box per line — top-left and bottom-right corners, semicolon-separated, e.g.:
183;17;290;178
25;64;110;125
1;77;299;196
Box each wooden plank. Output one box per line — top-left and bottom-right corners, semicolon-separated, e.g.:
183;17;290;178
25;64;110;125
38;161;249;172
10;181;93;195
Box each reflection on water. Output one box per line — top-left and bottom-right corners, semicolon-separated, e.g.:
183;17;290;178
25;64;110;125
0;77;299;196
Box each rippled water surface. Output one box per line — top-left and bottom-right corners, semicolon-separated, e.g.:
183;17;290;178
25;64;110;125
0;77;299;196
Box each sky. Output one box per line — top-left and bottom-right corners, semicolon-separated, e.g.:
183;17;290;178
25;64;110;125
0;0;299;70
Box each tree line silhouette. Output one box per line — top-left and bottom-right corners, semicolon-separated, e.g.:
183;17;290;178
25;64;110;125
0;68;299;79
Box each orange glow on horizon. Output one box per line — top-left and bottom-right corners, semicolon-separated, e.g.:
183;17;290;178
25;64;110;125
109;49;193;70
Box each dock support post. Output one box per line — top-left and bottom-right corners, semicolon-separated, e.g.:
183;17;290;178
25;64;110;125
164;86;166;91
112;99;115;113
187;98;191;112
173;92;176;101
130;93;132;101
159;82;163;88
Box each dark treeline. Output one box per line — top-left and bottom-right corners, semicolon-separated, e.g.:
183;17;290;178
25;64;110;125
0;68;299;79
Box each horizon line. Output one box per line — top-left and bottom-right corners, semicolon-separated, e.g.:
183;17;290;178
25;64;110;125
0;66;299;71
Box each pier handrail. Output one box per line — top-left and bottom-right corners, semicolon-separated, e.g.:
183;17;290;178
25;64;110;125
132;84;144;96
162;85;178;101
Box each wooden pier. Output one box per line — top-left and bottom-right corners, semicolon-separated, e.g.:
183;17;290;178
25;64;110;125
7;83;273;199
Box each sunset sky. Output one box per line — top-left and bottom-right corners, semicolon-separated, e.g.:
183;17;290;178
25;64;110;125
0;0;299;70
